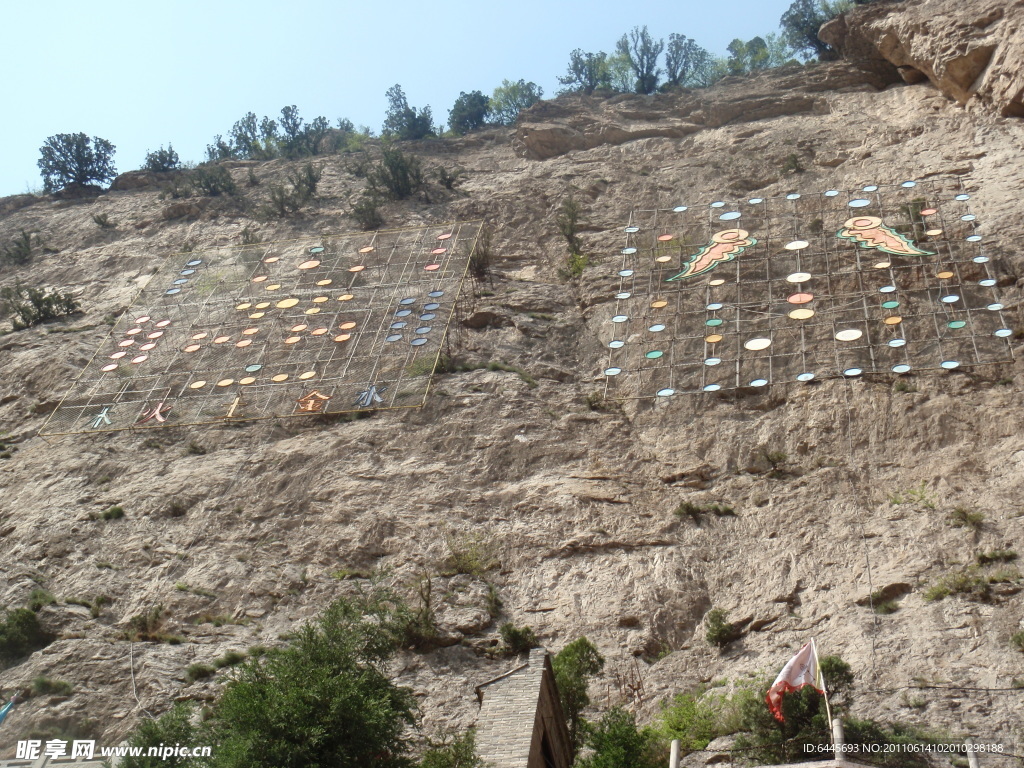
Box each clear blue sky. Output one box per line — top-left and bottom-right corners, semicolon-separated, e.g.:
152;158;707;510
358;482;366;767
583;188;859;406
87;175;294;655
0;0;795;197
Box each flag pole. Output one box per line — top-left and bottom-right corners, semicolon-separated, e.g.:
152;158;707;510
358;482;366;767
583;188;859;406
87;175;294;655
812;639;836;750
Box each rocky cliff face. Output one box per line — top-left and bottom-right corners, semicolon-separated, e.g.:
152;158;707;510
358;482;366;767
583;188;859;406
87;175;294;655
1;0;1023;759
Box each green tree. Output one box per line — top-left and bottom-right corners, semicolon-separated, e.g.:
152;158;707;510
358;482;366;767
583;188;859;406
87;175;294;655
120;704;198;768
205;593;418;768
367;144;426;201
664;34;715;88
780;0;851;60
227;112;279;160
726;37;770;75
447;91;491;135
616;26;664;94
489;79;543;125
0;283;79;331
552;637;605;755
557;49;610;94
604;53;634;93
383;85;435;140
577;708;661;768
37;133;116;192
143;145;181;173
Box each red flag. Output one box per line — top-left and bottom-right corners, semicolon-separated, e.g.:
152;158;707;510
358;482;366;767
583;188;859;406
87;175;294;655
765;640;824;722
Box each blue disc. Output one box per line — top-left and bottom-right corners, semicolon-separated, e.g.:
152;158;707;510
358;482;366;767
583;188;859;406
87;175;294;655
424;303;440;311
645;350;663;359
411;338;428;346
706;303;723;310
180;269;196;276
165;288;181;295
245;364;263;372
391;322;407;329
648;324;666;332
419;313;436;321
995;329;1012;337
399;297;415;305
657;388;675;397
415;327;431;334
719;211;741;221
428;290;444;298
748;198;764;204
979;279;996;287
862;185;879;192
309;246;325;254
787;193;801;200
888;338;907;348
844;367;863;377
966;235;982;243
892;364;911;373
385;334;402;342
173;278;188;285
624;226;640;233
961;214;976;222
612;315;628;323
395;309;412;317
796;372;815;382
608;340;625;349
824;190;839;197
849;199;871;208
948;320;966;329
704;357;722;366
622;247;637;255
901;181;917;188
750;378;768;387
988;303;1004;311
618;269;635;277
941;360;960;370
185;259;202;267
703;384;721;392
615;292;631;300
711;201;726;208
955;194;970;201
604;367;622;376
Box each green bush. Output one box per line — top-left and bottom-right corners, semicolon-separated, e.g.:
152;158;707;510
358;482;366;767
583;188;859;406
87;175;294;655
32;676;73;696
0;607;53;666
213;650;247;669
186;662;217;683
102;505;125;520
123;605;179;642
382;84;434;140
470;225;493;279
437;166;463;191
352;193;384;230
577;707;662;768
367;144;426;201
552;637;605;755
120;702;197;768
705;608;739;648
443;532;497;577
261;163;322;218
923;568;990;602
28;588;56;611
674;501;735;522
556;194;584;254
977;549;1017;566
1;231;39;268
92;212;116;228
447;91;490;135
402;574;440;650
143;145;181;173
499;622;538;654
190;165;237;197
421;730;486;768
38;133;117;192
1011;631;1024;652
949;507;984;531
0;282;79;330
490;79;543;125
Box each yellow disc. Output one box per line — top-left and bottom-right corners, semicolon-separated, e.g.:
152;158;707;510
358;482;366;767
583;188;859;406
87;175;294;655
265;284;281;291
242;327;259;335
334;333;352;342
339;294;354;302
272;374;289;382
235;339;252;348
305;307;321;315
873;261;891;269
264;256;280;263
284;336;301;344
744;338;772;351
252;275;268;282
299;371;316;380
235;302;252;310
709;279;726;286
255;302;271;309
359;246;374;254
705;334;723;343
884;315;903;325
313;296;329;303
655;255;672;263
651;300;668;308
316;279;333;286
249;312;265;319
789;308;815;320
290;324;308;332
216;378;234;387
189;380;206;389
239;377;256;385
925;229;943;236
937;271;954;279
835;329;863;341
276;298;299;309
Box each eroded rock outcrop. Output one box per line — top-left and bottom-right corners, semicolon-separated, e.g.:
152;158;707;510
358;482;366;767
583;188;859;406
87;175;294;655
821;0;1024;117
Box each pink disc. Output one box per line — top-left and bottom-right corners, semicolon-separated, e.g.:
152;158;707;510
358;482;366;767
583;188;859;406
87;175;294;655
155;319;171;328
425;264;440;271
787;293;814;304
131;355;148;364
437;233;453;240
147;331;164;339
101;363;118;372
109;351;127;359
431;247;446;255
118;339;135;348
125;327;142;335
135;315;151;324
139;342;156;351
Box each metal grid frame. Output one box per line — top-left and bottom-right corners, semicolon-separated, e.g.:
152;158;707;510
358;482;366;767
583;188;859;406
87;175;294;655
600;179;1012;399
40;222;482;435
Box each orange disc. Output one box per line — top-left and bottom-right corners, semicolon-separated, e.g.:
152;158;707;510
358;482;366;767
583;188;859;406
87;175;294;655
787;293;814;304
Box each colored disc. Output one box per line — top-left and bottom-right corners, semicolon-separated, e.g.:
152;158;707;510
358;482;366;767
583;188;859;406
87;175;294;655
437;233;453;240
183;344;201;353
313;296;329;303
339;321;357;330
709;278;726;286
299;371;316;380
655;255;672;263
835;329;863;341
651;300;668;308
239;377;256;385
920;208;937;216
252;275;267;282
359;246;375;253
304;307;321;315
214;336;230;343
425;264;441;271
883;316;902;325
317;279;333;286
881;301;900;309
339;294;354;301
216;379;234;387
657;234;673;241
101;363;118;372
131;355;148;364
892;364;911;374
948;320;966;329
348;265;365;272
284;336;301;344
787;293;813;304
704;357;722;366
242;327;259;335
873;261;891;269
744;338;771;350
705;334;723;343
937;271;954;279
255;302;270;309
657;388;675;397
235;339;252;348
789;308;814;320
272;374;289;382
265;284;281;291
189;381;206;389
310;328;328;336
705;318;723;327
645;350;663;359
786;272;811;283
604;367;621;376
334;334;352;342
277;298;299;308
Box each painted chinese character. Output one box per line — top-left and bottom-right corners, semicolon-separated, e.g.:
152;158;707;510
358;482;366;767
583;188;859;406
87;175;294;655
89;407;113;429
354;385;386;408
17;741;41;760
296;390;331;414
137;401;172;425
71;740;96;759
44;739;68;758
